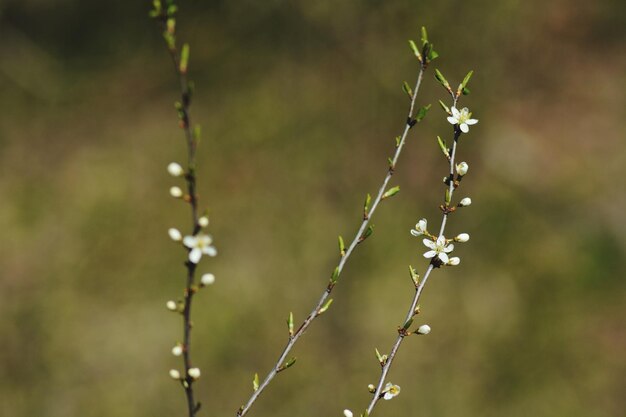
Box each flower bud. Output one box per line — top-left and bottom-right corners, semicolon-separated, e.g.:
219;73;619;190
172;345;183;356
166;300;178;311
188;367;201;379
448;257;460;266
167;162;184;177
455;233;470;242
198;216;209;227
367;384;376;393
343;410;354;417
417;324;431;335
200;273;215;286
169;369;181;379
169;186;184;198
459;197;472;207
410;218;427;237
456;162;469;176
168;228;182;241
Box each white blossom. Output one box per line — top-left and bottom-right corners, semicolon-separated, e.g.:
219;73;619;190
382;382;401;400
456;161;469;176
168;228;182;242
448;257;461;266
188;367;201;379
166;300;178;311
447;106;478;133
455;233;470;242
459;197;472;207
169;369;181;379
423;235;454;263
183;234;217;264
198;216;209;227
167;162;184;177
411;218;428;237
343;410;353;417
417;324;431;335
201;273;215;286
172;345;183;356
169;186;184;198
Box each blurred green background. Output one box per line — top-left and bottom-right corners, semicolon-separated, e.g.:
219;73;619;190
1;0;624;416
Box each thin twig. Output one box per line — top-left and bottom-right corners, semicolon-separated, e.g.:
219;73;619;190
365;93;462;416
236;61;430;417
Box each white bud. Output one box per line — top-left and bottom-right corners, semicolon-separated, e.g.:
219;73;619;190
166;300;178;311
455;233;470;242
167;162;184;177
448;257;461;266
417;324;431;335
456;162;469;176
459;197;472;207
169;369;181;379
200;273;215;286
168;228;182;241
172;345;183;356
188;367;201;379
343;410;354;417
169;186;184;198
198;216;209;227
367;384;376;393
411;218;427;237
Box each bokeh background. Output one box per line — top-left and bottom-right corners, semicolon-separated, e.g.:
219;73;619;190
1;1;624;416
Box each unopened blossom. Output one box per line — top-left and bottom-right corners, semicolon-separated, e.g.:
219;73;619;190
382;382;401;400
447;106;478;133
172;345;183;356
200;273;215;286
411;218;428;237
188;367;201;379
448;257;461;266
169;186;184;198
417;324;431;335
423;235;454;263
166;300;178;311
343;410;353;417
168;228;182;242
167;162;184;177
456;161;469;176
198;216;209;227
183;233;217;264
459;197;472;207
367;384;376;393
455;233;470;242
169;369;181;379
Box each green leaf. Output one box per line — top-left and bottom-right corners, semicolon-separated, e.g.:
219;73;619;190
395;136;401;147
403;317;414;330
437;136;450;159
428;47;439;61
461;70;474;90
462;87;471;95
445;188;451;205
364;193;372;214
193;124;202;141
330;266;340;284
382;185;400;199
283;357;296;369
434;69;450;90
287;312;294;336
409;265;420;286
319;298;333;314
408;40;422;61
338;235;345;256
375;348;384;363
179;43;190;74
420;26;429;45
415;104;431;122
402;81;413;98
439;100;450;114
253;373;259;391
361;225;374;241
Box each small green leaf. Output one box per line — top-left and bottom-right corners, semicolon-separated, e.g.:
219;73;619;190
445;188;451;205
382;185;400;199
193;124;202;141
179;43;190;74
434;69;450;90
166;4;178;16
428;47;439;61
402;81;413;98
283;357;296;369
330;266;340;284
364;193;372;215
408;40;422;61
462;87;471;95
319;298;333;314
387;157;394;168
409;265;420;286
437;136;450;159
415;104;431;122
461;70;474;90
361;225;374;241
420;26;429;45
338;235;345;256
375;348;383;363
287;312;294;337
395;136;401;147
403;317;414;330
253;373;259;391
439;100;451;114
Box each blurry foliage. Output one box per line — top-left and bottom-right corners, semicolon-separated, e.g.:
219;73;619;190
0;1;625;417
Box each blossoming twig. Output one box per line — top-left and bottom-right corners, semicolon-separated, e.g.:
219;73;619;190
360;67;477;417
236;29;438;417
151;1;216;416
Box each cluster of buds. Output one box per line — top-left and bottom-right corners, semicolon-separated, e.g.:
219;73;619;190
410;219;469;267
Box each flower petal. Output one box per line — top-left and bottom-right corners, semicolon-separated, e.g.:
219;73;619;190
203;246;217;257
444;243;454;253
189;248;202;264
410;229;422;237
423;239;436;249
183;236;196;248
447;116;458;125
466;118;478;125
451;107;460;118
438;252;449;263
460;123;469;133
423;250;437;258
